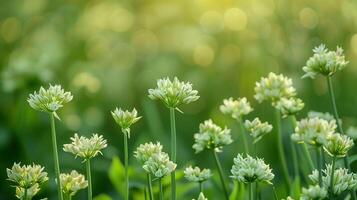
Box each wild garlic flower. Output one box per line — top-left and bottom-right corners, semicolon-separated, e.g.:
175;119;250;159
230;154;274;184
192;192;208;200
300;185;327;200
15;184;41;199
244;118;273;143
148;77;199;108
142;151;176;178
274;97;304;118
192;119;233;153
63;133;107;160
7;163;48;188
184;166;212;182
281;197;294;200
111;108;141;137
60;170;88;197
219;97;253;120
291;117;336;146
307;111;337;123
309;165;357;195
347;126;357;140
134;142;163;164
254;72;296;104
28;84;73;114
302;44;348;79
324;133;354;157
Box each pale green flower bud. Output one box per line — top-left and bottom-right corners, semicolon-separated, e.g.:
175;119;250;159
274;97;304;118
347;126;357;140
7;163;48;188
244;118;272;143
303;44;348;79
111;108;141;137
63;133;107;160
230;154;274;184
192;192;208;200
192;119;233;153
254;73;296;104
291;117;336;147
142;151;176;178
220;97;253;120
60;170;88;197
15;184;41;200
184;166;212;182
300;185;327;200
134;142;163;164
324;133;354;157
27;84;73;115
148;77;199;108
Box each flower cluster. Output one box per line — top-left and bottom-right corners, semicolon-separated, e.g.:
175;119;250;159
192;192;208;200
274;97;304;118
244;118;272;143
230;154;274;184
291;117;337;146
184;166;212;183
308;111;337;123
28;84;73;114
302;44;348;79
15;184;41;200
63;133;107;160
142;151;176;178
192;119;233;153
111;108;141;137
324;133;354;157
60;170;88;197
300;185;327;200
134;142;163;164
148;77;199;108
219;97;253;120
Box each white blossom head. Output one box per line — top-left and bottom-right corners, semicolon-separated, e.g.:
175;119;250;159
230;154;274;184
192;119;233;153
63;133;107;160
274;97;304;118
291;117;336;147
111;108;141;137
192;192;208;200
300;185;327;200
347;126;357;140
148;77;199;108
244;118;273;143
142;151;176;178
27;84;73;115
60;170;88;197
324;133;354;158
7;163;48;189
308;111;337;123
15;184;41;200
220;97;253;120
254;73;296;104
184;166;212;182
134;142;163;164
303;44;348;79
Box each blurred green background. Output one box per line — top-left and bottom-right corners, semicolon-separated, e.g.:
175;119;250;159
1;0;357;199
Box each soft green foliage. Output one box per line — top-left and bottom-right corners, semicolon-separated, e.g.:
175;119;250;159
184;166;212;182
244;117;272;143
347;127;357;140
219;97;253;120
111;108;141;137
324;133;354;157
60;170;88;197
300;185;327;200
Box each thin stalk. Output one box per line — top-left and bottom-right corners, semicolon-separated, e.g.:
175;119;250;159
24;187;28;200
147;173;154;200
316;148;322;186
330;156;336;199
159;178;163;200
249;183;253;200
199;181;203;193
86;159;92;200
212;150;229;200
274;110;291;191
124;132;129;200
50;113;63;200
289;116;299;178
255;182;258;200
169;108;176;200
238;119;249;154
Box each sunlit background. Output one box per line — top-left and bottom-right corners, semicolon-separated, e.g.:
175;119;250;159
1;0;357;199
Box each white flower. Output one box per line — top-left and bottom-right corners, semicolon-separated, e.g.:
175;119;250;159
303;44;348;79
274;97;304;118
192;192;208;200
63;133;107;160
111;108;141;137
254;72;296;104
192;119;233;153
307;111;336;123
7;163;48;188
15;184;41;200
148;77;199;108
60;170;88;197
142;151;176;178
244;118;273;143
300;185;327;200
347;126;357;140
219;97;253;120
184;166;212;182
134;142;163;164
281;197;294;200
28;84;73;114
230;154;274;184
291;117;336;146
324;133;354;157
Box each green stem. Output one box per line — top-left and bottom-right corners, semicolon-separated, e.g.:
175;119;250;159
255;182;258;200
212;150;229;200
316;148;322;186
147;173;154;200
249;183;253;200
330;156;336;199
124;132;129;200
24;187;28;200
275;110;291;191
159;178;163;200
169;108;176;200
199;181;203;193
238;119;249;154
50;113;63;200
86;159;92;200
289;116;299;178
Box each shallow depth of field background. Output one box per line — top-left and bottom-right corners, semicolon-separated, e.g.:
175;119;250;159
1;0;357;199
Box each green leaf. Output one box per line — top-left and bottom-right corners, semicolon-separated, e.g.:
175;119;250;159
349;154;357;165
229;181;239;200
290;177;301;199
108;156;125;196
94;194;112;200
